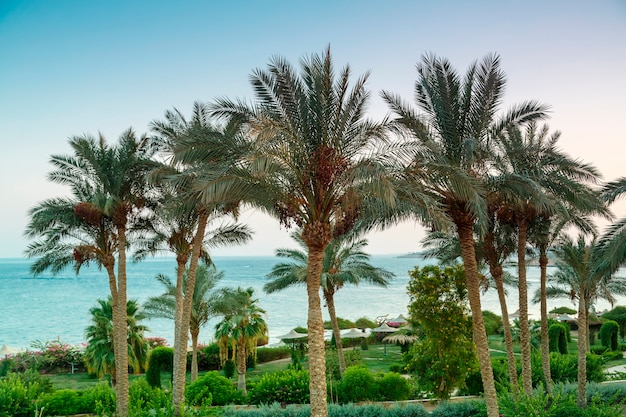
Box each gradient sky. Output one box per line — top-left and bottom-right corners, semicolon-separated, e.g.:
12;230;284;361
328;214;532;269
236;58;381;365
1;0;625;258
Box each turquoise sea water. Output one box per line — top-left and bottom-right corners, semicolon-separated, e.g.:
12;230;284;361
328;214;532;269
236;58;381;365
0;255;584;351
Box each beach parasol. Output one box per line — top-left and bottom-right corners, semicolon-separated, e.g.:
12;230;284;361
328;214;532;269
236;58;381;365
371;323;398;355
387;314;408;327
277;329;308;352
0;344;20;356
341;328;369;349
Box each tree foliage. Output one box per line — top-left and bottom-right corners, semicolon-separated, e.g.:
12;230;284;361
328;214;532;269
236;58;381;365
405;264;478;399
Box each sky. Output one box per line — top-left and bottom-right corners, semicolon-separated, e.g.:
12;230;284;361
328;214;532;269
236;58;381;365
1;0;625;258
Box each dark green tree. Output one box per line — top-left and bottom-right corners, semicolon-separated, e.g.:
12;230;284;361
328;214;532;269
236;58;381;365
405;264;477;399
600;306;626;341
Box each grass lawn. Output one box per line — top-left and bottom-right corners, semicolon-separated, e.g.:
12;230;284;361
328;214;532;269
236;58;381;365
47;343;405;391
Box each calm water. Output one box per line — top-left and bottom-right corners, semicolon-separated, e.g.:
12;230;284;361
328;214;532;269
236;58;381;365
0;255;605;351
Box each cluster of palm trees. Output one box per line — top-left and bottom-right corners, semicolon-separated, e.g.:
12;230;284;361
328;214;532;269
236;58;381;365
23;47;626;417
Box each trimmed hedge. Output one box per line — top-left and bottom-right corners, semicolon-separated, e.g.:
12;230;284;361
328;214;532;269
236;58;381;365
548;323;568;354
600;320;619;351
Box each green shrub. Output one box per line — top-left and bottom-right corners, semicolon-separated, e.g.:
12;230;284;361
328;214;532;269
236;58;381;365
196;343;222;371
592;346;609;355
325;349;363;381
548;323;568;354
336;366;378;403
602;350;624;361
600;320;619;351
146;346;173;388
129;378;170;412
430;400;486;417
248;369;309;405
377;372;410;401
223;360;236;378
256;347;291;364
0;373;41;417
80;383;116;416
40;389;86;416
186;371;235;406
482;311;503;336
389;364;405;374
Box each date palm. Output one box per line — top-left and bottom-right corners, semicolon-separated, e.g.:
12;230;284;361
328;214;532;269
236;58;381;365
148;102;252;411
598;177;626;273
208;48;409;417
83;297;149;385
494;122;605;394
24;130;156;417
265;231;393;376
213;287;267;393
540;234;626;406
382;53;549;417
143;264;223;381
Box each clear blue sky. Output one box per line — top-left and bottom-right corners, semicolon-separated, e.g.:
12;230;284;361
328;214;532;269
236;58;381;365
1;0;625;257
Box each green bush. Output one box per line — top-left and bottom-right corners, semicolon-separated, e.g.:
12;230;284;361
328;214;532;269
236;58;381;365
186;371;235;406
600;320;619;351
196;343;222;371
548;323;568;354
40;389;84;416
602;350;624;361
223;360;236;378
325;349;363;381
592;346;609;355
482;311;503;336
146;346;173;388
247;369;309;405
256;347;291;364
430;400;486;417
129;378;170;412
336;366;378;403
80;383;116;416
0;373;41;417
377;372;410;401
220;403;430;417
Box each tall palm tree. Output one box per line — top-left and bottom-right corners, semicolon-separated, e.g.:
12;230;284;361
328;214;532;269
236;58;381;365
598;177;626;273
208;48;410;417
382;53;549;417
265;232;394;376
24;130;156;417
213;287;268;393
143;264;223;381
540;234;626;407
493;122;605;394
83;297;149;385
148;102;252;412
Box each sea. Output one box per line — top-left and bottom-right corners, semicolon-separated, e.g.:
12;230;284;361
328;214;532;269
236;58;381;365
0;255;620;351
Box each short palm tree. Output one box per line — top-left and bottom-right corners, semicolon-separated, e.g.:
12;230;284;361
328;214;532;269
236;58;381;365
24;130;156;417
143;264;223;381
83;297;149;385
540;234;626;407
213;287;267;394
382;53;549;417
265;231;393;376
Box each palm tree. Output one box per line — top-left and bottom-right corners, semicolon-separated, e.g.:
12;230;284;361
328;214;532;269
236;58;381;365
265;232;393;376
24;130;156;417
143;264;223;381
598;177;626;273
213;287;268;393
382;53;549;417
208;48;408;417
148;102;252;412
83;296;149;385
493;122;605;394
539;234;626;407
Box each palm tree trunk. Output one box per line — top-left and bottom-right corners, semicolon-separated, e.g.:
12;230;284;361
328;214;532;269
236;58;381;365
236;338;247;393
172;258;187;401
325;290;346;376
517;220;533;395
577;292;588;407
457;222;499;417
539;247;552;393
484;231;519;394
306;244;328;417
190;329;199;382
114;226;130;417
172;210;209;415
493;267;519;393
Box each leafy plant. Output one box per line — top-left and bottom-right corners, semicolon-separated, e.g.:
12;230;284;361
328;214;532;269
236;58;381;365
335;366;378;403
185;371;235;406
247;369;310;405
600;320;620;350
377;372;410;401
